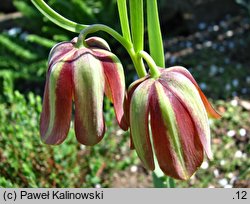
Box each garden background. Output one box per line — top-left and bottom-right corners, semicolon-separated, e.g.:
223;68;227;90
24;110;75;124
0;0;249;187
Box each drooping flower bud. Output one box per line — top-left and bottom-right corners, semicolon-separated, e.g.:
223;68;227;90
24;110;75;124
126;66;221;180
40;37;127;146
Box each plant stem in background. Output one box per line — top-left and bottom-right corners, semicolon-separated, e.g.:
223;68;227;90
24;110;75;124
146;0;165;67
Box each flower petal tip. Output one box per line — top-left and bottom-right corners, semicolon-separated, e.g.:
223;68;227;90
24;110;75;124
85;36;111;51
208;109;222;119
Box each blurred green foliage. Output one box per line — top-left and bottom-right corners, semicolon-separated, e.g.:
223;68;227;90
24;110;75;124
236;0;250;15
0;76;137;187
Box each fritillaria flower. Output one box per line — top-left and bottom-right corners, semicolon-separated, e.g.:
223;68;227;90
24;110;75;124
126;66;220;180
40;37;127;145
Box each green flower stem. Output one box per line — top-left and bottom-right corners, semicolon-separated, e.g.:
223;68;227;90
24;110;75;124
129;50;147;78
117;0;132;43
31;0;146;78
77;24;147;78
31;0;87;32
76;24;130;50
139;51;160;78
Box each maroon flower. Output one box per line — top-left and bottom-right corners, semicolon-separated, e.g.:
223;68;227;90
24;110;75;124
40;37;127;145
126;66;221;180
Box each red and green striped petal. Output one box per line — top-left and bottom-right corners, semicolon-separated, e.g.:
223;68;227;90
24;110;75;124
150;81;204;180
73;51;105;146
94;49;127;130
150;82;186;179
169;90;204;178
125;76;150;149
40;53;73;145
48;41;76;69
125;76;149;126
85;37;111;51
126;76;149;148
164;66;221;119
130;79;155;170
160;72;212;159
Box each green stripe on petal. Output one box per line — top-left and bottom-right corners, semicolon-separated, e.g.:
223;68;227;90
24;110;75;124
169;89;204;179
73;52;105;146
40;51;74;144
130;79;155;170
152;81;188;179
44;65;59;140
125;76;149;125
165;66;221;119
160;72;212;159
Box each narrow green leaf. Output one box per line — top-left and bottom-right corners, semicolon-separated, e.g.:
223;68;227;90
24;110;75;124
129;0;144;52
26;35;56;48
0;35;38;60
146;0;165;67
13;1;37;17
117;0;132;42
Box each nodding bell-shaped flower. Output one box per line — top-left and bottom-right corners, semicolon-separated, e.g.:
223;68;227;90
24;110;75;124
126;66;221;180
40;37;127;146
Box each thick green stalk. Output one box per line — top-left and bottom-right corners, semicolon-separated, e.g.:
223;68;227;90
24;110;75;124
129;0;144;53
117;0;132;43
31;0;87;32
146;0;165;67
76;24;130;49
129;51;147;78
139;51;160;78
